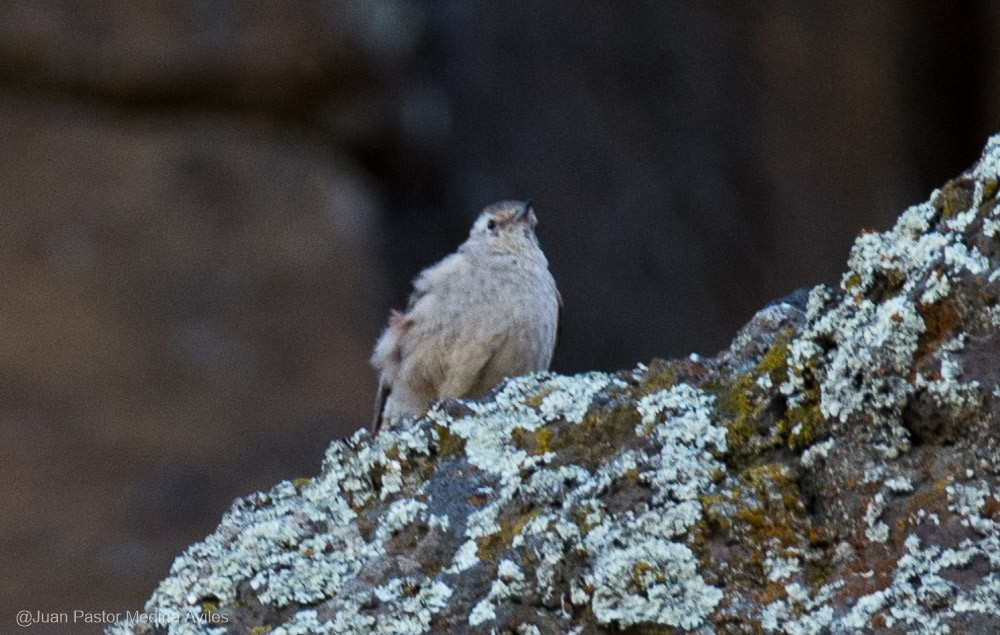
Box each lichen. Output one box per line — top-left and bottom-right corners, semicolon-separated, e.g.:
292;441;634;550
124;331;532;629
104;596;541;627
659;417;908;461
111;133;1000;634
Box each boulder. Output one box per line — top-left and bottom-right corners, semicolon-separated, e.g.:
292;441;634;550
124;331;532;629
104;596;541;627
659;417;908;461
111;134;1000;633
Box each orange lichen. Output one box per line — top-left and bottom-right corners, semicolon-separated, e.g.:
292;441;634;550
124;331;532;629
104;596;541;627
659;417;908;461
915;298;962;363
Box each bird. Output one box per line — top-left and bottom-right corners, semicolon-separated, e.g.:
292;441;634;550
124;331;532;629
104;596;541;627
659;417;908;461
370;200;561;433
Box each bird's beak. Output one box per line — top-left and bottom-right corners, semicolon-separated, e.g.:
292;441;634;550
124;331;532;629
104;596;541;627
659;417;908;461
527;202;538;227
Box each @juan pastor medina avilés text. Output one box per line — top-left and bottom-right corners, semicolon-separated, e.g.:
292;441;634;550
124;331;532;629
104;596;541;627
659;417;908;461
15;609;229;627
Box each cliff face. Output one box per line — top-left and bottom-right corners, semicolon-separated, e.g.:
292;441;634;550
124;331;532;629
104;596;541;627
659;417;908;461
112;135;1000;634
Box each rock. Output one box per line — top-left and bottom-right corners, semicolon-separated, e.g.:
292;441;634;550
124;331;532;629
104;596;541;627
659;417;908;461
0;0;421;107
0;1;420;619
0;92;385;614
110;134;1000;633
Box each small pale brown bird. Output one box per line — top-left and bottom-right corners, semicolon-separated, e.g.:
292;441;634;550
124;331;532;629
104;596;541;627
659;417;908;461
370;200;561;433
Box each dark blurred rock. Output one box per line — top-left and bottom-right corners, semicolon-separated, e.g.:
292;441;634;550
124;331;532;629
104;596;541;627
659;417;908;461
381;1;999;375
0;0;429;621
0;93;384;616
112;136;1000;633
0;0;422;107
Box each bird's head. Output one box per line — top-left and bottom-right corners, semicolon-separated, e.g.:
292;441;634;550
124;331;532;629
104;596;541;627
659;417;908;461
466;200;544;260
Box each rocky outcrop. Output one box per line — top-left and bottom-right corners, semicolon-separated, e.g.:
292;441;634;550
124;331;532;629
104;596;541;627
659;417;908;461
111;135;1000;633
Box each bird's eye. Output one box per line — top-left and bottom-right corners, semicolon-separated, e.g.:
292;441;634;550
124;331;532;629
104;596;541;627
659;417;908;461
487;220;497;231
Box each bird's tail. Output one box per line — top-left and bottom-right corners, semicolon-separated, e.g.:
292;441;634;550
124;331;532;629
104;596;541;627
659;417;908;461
371;379;390;434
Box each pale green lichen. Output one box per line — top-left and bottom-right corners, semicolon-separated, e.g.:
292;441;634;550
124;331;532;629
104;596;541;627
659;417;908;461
112;370;728;634
442;380;727;630
782;133;1000;431
111;133;1000;635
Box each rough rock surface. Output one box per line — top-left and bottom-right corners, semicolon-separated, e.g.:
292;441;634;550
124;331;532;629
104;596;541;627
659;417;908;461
112;135;1000;633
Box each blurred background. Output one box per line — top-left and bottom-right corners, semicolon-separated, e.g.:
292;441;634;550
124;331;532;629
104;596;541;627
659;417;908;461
2;0;998;627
